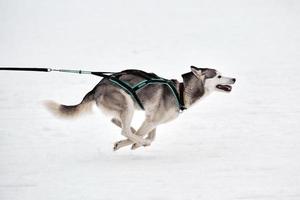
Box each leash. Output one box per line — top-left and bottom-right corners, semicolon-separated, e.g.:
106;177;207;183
0;67;113;78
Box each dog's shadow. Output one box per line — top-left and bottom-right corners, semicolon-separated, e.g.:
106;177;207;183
94;150;202;166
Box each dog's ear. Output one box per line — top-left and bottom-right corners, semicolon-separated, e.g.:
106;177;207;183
190;66;203;79
191;66;217;79
190;65;199;70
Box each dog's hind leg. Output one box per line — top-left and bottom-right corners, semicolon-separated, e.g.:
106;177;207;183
95;88;149;147
111;118;137;151
113;139;132;151
113;128;156;151
114;119;157;150
131;128;156;150
128;120;156;149
111;118;136;133
118;100;151;147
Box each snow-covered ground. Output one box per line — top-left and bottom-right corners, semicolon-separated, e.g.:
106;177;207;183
0;0;300;199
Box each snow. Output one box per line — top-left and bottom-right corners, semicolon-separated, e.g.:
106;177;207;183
0;0;300;199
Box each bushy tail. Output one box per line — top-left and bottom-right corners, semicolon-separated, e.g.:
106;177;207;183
44;89;95;118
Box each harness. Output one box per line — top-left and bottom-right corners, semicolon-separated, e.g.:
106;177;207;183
103;70;186;111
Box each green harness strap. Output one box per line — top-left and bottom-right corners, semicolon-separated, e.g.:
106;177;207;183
108;75;186;111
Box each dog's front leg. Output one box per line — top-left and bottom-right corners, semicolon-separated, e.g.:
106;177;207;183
119;107;151;147
114;129;156;151
113;120;156;151
131;128;156;150
127;120;156;150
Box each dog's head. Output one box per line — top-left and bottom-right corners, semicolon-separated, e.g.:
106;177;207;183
188;66;236;93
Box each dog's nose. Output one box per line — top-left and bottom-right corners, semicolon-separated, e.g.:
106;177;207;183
232;78;236;83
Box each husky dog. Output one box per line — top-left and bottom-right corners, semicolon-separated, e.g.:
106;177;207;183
45;66;236;150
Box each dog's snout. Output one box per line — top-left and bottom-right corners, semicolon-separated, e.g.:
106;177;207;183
232;78;236;83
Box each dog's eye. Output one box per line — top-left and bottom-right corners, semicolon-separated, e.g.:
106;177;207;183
217;75;221;78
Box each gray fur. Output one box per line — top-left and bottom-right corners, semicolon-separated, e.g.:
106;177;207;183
45;66;236;150
182;72;205;106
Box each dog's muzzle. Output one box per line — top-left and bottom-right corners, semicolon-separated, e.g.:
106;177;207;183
216;78;236;92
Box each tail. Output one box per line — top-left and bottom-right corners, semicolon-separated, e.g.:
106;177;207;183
44;89;95;118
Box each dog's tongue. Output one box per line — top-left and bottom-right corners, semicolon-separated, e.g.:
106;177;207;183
216;85;232;92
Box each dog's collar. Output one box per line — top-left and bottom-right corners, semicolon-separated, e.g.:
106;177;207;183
170;80;186;111
179;82;186;111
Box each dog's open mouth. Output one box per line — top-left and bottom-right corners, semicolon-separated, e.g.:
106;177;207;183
216;84;232;92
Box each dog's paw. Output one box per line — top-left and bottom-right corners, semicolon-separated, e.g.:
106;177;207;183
131;143;140;150
113;141;122;151
131;141;151;150
143;139;151;146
